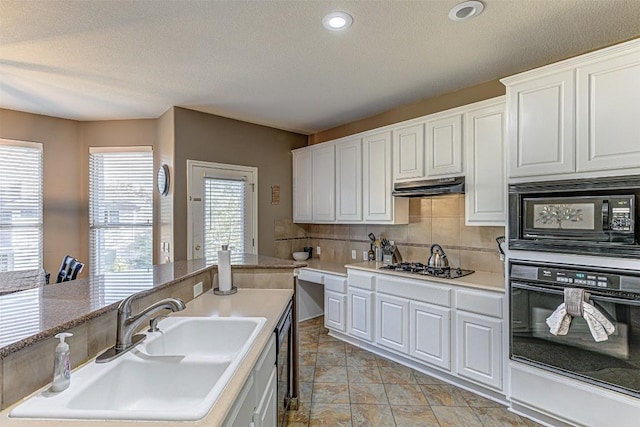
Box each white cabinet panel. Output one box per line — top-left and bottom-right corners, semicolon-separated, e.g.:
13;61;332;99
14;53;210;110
455;311;502;390
507;70;575;178
311;144;335;221
325;290;346;332
347;287;374;342
576;50;640;172
255;366;277;427
410;301;451;371
393;124;425;181
376;293;409;354
426;114;463;177
464;98;506;226
336;138;362;221
292;149;312;222
363;131;393;222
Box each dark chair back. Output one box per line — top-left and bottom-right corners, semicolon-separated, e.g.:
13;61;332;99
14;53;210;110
56;255;85;283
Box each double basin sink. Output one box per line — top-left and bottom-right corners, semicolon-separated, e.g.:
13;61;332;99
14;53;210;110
10;316;267;421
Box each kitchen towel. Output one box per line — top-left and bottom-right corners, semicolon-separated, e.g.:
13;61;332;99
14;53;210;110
546;303;571;336
546;289;616;341
582;301;616;342
564;288;585;317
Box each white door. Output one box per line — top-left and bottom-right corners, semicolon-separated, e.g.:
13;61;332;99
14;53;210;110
324;290;346;332
188;161;257;260
292;149;312;222
363;131;393;222
347;287;374;342
336;138;362;222
409;301;451;370
576;50;640;172
376;293;410;354
311;144;336;222
393;124;425;181
426;114;463;177
455;311;502;390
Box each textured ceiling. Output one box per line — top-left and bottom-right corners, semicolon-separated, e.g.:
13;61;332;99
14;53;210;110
1;0;639;134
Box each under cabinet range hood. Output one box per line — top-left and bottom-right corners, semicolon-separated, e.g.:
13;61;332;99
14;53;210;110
392;176;465;197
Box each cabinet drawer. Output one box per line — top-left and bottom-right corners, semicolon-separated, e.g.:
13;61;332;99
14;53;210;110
348;270;376;290
456;289;503;318
298;268;324;284
377;275;452;307
324;275;347;293
254;334;276;394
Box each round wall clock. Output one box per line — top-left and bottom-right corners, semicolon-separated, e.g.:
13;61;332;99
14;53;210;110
157;164;170;196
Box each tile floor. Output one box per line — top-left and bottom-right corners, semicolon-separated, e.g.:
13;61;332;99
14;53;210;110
287;316;543;427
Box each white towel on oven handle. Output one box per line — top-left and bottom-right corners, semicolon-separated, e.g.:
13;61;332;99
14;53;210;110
546;303;571;336
582;301;615;342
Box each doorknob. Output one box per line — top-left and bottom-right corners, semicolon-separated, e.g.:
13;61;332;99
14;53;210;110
195;245;201;251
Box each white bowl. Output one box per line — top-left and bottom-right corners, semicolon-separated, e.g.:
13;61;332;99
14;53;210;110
292;252;309;261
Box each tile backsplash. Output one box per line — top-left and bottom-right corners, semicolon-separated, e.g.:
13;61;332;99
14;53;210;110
275;195;505;274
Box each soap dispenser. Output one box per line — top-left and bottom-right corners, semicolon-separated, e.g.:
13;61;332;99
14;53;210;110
52;332;73;392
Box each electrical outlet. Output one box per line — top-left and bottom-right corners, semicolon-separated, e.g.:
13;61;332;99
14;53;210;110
362;251;368;261
316;246;321;255
351;250;357;259
193;281;203;298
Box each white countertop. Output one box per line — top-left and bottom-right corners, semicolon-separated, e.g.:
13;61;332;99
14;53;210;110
1;288;294;427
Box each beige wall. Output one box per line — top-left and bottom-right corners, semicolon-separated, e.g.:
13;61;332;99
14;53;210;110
172;107;308;260
309;80;505;144
0;109;157;275
156;108;175;263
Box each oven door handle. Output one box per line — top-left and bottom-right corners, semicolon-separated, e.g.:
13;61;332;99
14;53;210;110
511;282;640;306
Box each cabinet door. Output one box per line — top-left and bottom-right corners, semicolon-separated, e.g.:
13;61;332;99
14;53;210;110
393;124;425;181
455;311;502;390
255;366;277;427
375;293;409;354
324;290;346;332
464;99;506;226
311;144;335;222
292;149;312;222
224;374;256;427
507;70;575;178
336;138;362;221
363;131;393;222
426;114;463;177
347;287;374;342
576;49;640;172
409;301;451;371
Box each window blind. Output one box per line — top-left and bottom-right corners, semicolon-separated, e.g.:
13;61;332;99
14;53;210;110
89;147;153;276
0;140;43;272
203;177;247;260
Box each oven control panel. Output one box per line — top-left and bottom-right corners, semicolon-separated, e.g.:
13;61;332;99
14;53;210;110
537;268;621;290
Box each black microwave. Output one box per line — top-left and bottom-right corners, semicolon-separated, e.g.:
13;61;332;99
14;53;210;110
509;176;640;258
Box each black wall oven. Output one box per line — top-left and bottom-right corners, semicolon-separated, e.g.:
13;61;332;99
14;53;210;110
508;175;640;258
510;260;640;398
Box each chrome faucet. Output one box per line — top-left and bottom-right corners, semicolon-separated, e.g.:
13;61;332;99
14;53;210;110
96;293;186;363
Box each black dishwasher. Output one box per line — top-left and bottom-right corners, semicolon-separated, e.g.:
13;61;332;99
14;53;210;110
275;300;292;427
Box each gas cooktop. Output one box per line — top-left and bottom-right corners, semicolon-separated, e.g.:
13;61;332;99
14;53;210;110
379;262;474;279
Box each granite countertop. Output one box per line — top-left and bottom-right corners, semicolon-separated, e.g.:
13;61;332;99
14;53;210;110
1;288;294;427
297;259;348;276
0;255;299;357
0;269;48;296
345;261;505;292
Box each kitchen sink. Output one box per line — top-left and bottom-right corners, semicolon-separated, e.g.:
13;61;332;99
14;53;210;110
10;316;267;421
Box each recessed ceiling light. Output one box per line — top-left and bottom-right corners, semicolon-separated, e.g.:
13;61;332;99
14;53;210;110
322;11;353;31
448;1;484;22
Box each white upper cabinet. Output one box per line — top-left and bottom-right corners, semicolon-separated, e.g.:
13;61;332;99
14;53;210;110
426;114;463;177
336;138;362;222
505;70;575;178
311;144;335;222
393;124;425;181
502;39;640;180
576;48;640;172
464;97;506;226
292;148;312;222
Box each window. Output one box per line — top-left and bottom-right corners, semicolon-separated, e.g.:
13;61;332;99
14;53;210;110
89;147;153;276
203;177;248;260
0;139;43;272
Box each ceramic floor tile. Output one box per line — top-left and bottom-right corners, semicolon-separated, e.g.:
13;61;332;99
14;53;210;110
412;369;448;385
314;366;348;383
316;352;346;366
347;366;383;384
473;407;531;427
384;383;429;406
376;356;406;368
350;403;396;427
318;333;343;343
420;384;469;407
299;351;318;366
379;366;417;384
349;383;389;404
309;403;352;426
459;389;504;408
298;381;313;403
316;341;346;354
431;406;484;427
391;405;440;427
346;351;379;367
312;383;350;404
299;341;319;352
287;401;311;427
299;365;316;383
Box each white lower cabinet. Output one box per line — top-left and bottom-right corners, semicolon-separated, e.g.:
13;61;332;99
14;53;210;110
347;287;374;342
375;293;409;354
324;290;347;332
224;334;277;427
409;301;451;371
455;311;502;390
